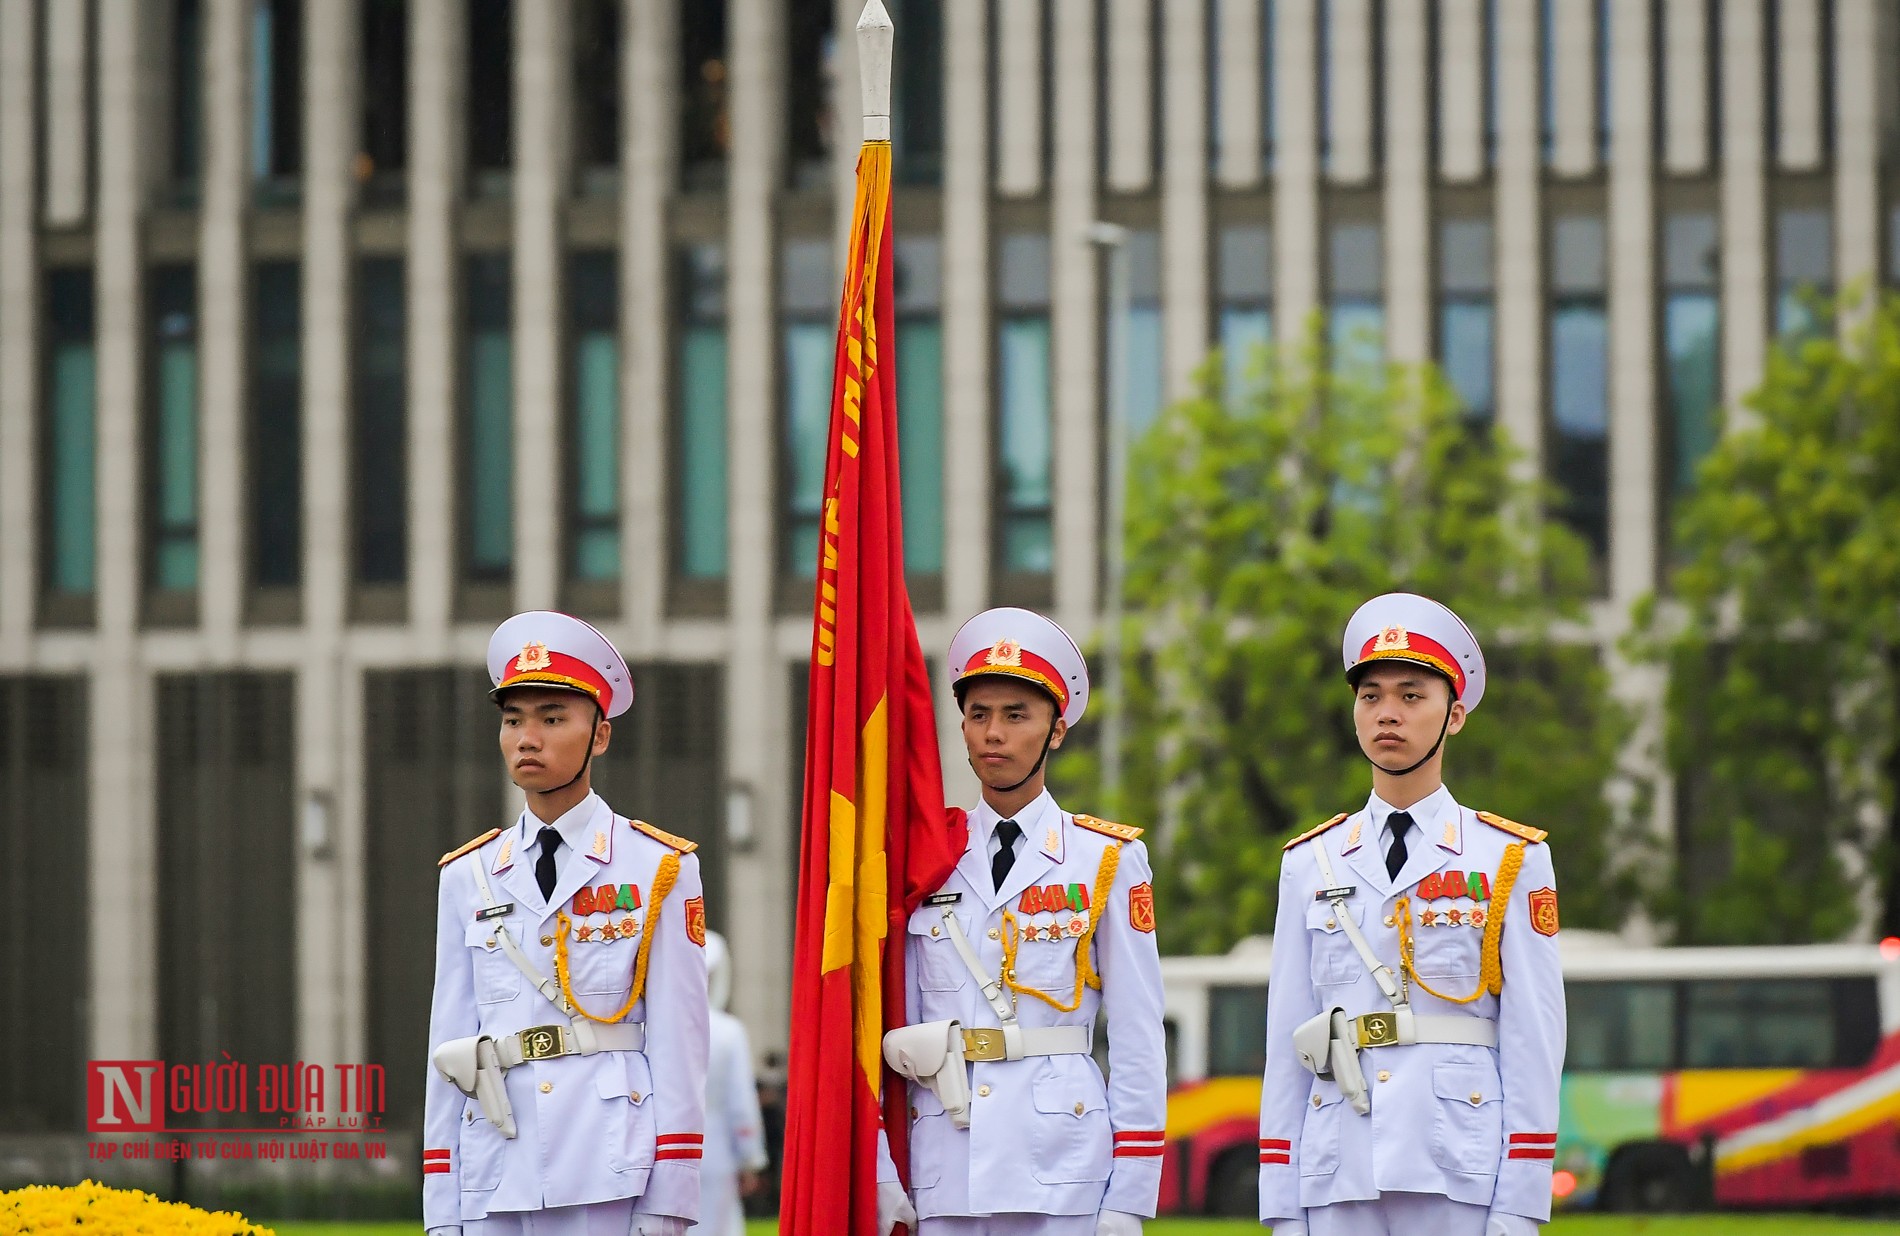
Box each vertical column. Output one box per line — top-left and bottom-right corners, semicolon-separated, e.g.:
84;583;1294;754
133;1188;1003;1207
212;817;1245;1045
994;0;1044;197
1050;0;1098;628
198;0;249;643
1662;0;1710;174
1326;0;1374;185
1273;0;1320;349
1776;0;1825;171
1438;0;1485;182
91;0;156;1061
723;0;787;1049
409;0;463;636
1161;0;1207;398
831;0;861;257
1719;0;1768;421
1550;0;1599;177
621;0;674;647
1607;0;1656;606
513;0;569;611
1493;0;1543;473
942;0;991;622
0;0;36;644
1834;0;1880;319
1213;0;1262;187
299;0;357;1069
41;0;91;227
1383;0;1430;364
1103;0;1152;193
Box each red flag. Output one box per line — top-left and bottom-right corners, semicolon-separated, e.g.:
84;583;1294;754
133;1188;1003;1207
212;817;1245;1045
777;102;968;1234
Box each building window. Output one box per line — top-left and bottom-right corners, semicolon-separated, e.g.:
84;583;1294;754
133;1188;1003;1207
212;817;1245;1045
892;0;943;186
1663;212;1719;496
787;0;835;191
996;232;1053;577
358;0;408;200
1328;218;1383;375
681;0;730;190
148;265;200;594
466;0;513;197
780;239;835;576
1218;224;1272;403
353;257;406;586
1775;205;1833;340
171;0;205;204
42;269;96;604
1548;213;1609;561
572;0;621;194
567;251;619;584
1122;230;1165;439
251;261;302;591
895;236;945;580
251;0;303;203
462;253;513;584
1438;217;1495;422
675;244;728;582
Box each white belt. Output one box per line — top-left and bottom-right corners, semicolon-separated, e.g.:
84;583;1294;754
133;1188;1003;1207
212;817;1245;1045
961;1023;1090;1061
493;1020;646;1069
1350;1010;1496;1050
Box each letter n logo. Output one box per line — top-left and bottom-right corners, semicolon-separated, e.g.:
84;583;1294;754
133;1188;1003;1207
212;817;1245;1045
88;1061;163;1133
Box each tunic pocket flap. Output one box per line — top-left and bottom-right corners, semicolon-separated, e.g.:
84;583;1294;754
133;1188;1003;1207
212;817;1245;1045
595;1050;655;1103
909;1083;946;1118
1032;1073;1106;1118
1432;1064;1500;1106
1309;1084;1347;1109
1305;900;1363;934
464;921;502;949
908;907;958;939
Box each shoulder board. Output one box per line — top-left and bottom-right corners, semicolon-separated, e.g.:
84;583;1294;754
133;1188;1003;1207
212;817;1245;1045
1476;811;1548;845
1071;814;1144;842
1282;814;1350;852
438;828;501;867
628;818;698;853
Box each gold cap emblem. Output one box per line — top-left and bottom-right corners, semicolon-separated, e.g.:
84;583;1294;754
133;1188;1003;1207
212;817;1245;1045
986;639;1023;667
1373;625;1411;652
518;641;552;672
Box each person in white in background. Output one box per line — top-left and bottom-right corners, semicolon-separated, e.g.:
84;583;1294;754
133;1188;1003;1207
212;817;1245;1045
698;931;769;1236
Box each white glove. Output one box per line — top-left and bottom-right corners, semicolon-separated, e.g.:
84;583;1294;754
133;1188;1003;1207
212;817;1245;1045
425;1228;461;1236
877;1180;917;1234
630;1218;686;1236
1270;1224;1310;1236
1485;1212;1539;1236
1095;1210;1143;1235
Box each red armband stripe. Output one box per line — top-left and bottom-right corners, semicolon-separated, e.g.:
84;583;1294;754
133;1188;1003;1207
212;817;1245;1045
1508;1132;1557;1144
422;1148;451;1161
1259;1138;1291;1150
656;1132;705;1145
1113;1129;1165;1142
654;1147;704;1161
1113;1143;1165;1157
1507;1147;1556;1160
423;1162;452;1175
1259;1151;1291;1165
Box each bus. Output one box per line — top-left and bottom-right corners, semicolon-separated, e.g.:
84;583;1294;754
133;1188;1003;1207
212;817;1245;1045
1154;932;1900;1216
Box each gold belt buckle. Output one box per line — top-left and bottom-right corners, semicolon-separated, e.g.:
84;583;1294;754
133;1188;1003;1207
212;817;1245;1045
519;1024;569;1061
962;1028;1006;1062
1355;1012;1400;1048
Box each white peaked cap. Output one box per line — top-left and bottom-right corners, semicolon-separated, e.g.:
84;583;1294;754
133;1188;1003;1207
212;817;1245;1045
1341;592;1487;712
704;929;732;1013
486;610;635;720
947;607;1091;728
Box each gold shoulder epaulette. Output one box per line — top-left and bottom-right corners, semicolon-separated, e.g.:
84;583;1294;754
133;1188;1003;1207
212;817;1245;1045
1476;811;1548;845
1072;814;1144;842
1282;814;1350;851
628;818;698;853
438;828;501;867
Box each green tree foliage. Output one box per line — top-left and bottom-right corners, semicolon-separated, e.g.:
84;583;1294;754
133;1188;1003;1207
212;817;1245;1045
1631;294;1900;944
1056;322;1634;956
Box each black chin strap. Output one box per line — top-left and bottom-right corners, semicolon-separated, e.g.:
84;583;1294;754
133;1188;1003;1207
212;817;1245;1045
1364;697;1454;777
519;701;603;798
981;716;1060;794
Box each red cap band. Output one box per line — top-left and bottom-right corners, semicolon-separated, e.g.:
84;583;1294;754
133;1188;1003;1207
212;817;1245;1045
958;642;1070;711
1353;629;1466;698
497;648;614;714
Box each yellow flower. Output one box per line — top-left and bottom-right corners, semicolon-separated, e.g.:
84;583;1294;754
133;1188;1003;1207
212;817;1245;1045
0;1180;275;1235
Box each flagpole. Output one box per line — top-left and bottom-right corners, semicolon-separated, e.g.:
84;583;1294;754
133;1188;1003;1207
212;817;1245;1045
858;0;894;142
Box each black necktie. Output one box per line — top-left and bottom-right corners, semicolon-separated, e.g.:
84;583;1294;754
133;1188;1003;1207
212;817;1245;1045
991;819;1022;891
536;826;561;901
1384;812;1413;881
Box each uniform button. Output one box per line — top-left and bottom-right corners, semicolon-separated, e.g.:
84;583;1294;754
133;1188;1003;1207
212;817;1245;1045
1469;1092;1483;1106
540;1082;553;1094
485;939;498;950
1325;919;1337;930
541;935;554;946
1311;1095;1322;1109
1377;1070;1391;1083
910;1106;919;1119
977;1085;992;1098
988;928;1000;940
629;1091;642;1103
1383;916;1395;927
931;926;941;937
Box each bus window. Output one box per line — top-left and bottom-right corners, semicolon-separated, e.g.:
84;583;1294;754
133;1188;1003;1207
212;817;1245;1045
1565;980;1675;1071
1682;979;1848;1069
1208;984;1269;1078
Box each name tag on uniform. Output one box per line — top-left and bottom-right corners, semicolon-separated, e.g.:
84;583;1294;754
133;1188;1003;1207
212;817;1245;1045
925;893;962;906
475;903;516;922
1314;887;1356;902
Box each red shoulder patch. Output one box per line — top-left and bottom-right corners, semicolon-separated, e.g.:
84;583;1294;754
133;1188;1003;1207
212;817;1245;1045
684;896;707;946
1528;887;1559;937
1129;882;1156;934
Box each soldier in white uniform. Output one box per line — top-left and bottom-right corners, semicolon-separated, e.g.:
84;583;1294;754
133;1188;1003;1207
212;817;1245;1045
1258;594;1565;1236
698;930;768;1236
877;608;1168;1236
424;611;710;1236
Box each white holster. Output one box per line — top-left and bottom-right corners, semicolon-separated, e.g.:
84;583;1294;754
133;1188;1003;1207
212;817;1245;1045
1292;1007;1370;1116
882;1020;974;1130
434;1035;518;1138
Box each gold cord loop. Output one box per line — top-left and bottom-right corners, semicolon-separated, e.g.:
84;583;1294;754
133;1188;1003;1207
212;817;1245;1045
554;850;682;1024
1395;841;1524;1004
998;843;1122;1013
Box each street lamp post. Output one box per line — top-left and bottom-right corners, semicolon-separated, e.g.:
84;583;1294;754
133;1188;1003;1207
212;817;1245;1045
1087;221;1131;813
